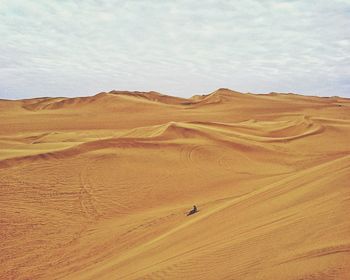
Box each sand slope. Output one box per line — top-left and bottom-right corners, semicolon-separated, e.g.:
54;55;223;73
1;89;349;279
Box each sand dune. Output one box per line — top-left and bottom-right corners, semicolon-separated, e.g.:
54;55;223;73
1;89;349;279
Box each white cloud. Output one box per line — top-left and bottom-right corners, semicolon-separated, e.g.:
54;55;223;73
0;0;349;99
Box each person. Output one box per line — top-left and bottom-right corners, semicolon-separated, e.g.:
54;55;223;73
187;205;198;216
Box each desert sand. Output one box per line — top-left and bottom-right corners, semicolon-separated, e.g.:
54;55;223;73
1;88;350;279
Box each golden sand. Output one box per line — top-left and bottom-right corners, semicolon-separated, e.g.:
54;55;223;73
1;89;350;279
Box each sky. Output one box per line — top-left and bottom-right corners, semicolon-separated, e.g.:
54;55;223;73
0;0;350;99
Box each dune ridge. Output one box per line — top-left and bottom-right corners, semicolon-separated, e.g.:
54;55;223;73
0;89;349;280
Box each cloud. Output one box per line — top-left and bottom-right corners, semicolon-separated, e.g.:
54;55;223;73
0;0;349;99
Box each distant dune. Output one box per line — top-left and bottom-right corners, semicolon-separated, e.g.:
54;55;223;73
1;89;349;279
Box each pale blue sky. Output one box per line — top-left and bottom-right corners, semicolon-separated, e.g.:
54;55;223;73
0;0;349;99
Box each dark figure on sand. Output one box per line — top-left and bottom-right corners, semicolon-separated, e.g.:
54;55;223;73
187;205;198;216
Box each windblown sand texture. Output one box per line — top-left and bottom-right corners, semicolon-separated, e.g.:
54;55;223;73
1;88;350;279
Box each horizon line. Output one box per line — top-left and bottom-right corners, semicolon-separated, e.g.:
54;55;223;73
1;87;349;102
